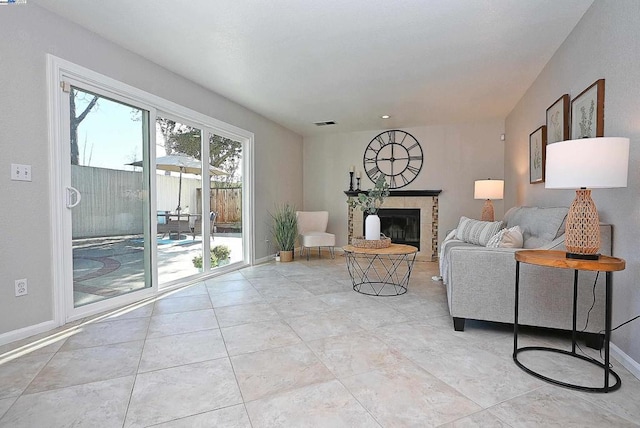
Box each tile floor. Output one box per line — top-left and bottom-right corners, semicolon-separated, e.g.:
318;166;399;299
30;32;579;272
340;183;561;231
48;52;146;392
1;256;639;427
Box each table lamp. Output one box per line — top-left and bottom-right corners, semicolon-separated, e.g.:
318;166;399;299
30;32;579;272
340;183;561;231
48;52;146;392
545;137;629;259
474;179;504;221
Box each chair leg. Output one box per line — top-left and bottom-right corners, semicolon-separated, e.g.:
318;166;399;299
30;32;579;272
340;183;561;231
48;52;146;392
306;246;310;261
318;247;321;258
330;247;335;259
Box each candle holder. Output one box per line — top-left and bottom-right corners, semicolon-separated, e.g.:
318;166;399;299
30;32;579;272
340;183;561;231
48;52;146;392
349;171;354;191
356;177;361;191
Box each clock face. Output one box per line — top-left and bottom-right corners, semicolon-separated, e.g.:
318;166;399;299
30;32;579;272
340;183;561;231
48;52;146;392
363;130;423;189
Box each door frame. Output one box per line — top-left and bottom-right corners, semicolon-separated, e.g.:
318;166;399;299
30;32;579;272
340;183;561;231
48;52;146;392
47;55;255;324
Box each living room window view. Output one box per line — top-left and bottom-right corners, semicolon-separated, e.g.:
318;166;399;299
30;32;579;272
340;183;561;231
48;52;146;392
1;1;640;427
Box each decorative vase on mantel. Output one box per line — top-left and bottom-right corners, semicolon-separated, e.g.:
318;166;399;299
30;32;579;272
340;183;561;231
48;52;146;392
365;214;381;240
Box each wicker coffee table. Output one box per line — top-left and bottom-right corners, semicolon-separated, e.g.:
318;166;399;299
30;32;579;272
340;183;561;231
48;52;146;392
343;243;418;296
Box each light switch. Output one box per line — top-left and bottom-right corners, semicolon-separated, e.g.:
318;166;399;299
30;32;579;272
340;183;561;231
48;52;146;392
11;164;32;182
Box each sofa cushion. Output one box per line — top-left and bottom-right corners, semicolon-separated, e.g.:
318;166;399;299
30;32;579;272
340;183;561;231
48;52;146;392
487;225;523;248
504;206;568;249
454;216;503;246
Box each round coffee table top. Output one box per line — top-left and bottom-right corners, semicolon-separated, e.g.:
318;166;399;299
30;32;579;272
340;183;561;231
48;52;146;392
343;243;418;255
515;250;625;272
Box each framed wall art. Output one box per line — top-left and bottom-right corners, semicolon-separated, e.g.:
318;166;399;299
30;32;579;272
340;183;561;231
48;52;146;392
546;94;569;144
529;125;547;184
571;79;605;139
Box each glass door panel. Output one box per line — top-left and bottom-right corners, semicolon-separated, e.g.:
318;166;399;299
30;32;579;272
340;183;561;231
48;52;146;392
208;132;244;269
155;117;205;284
70;87;151;307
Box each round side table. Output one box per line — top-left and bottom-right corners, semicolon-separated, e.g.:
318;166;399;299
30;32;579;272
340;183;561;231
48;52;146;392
513;250;625;393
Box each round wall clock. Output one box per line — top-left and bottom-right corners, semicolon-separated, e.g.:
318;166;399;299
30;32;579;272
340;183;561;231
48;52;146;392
363;130;423;189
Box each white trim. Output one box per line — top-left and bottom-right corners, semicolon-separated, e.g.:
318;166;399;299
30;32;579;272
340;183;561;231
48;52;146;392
46;54;255;326
611;342;640;381
0;320;58;347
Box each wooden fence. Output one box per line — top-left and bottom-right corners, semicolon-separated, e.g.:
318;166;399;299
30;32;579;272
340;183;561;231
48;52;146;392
197;187;242;224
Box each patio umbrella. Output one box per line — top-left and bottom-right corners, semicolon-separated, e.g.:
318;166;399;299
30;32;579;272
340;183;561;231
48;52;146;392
129;153;228;213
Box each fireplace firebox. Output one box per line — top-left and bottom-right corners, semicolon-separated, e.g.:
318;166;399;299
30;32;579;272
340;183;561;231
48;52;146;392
365;208;420;250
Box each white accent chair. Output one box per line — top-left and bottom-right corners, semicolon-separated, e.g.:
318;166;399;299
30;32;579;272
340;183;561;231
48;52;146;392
296;211;336;260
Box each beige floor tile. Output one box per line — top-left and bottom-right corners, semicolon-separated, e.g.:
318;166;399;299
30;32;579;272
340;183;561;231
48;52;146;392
60;317;149;351
307;332;406;378
208;288;264;308
270;296;332;318
0;376;134;428
285;310;363;341
0;397;16;419
440;410;513;427
124;359;242;427
343;302;409;330
402;343;544;408
231;343;334;401
151;404;252;427
490;386;638;427
215;302;280;328
0;354;52;400
294;277;351;295
245;379;380;428
138;329;227;373
162;283;208;298
0;329;69;357
25;341;143;393
205;279;255;295
342;363;482;427
147;309;218;339
255;282;315;300
221;320;301;356
153;294;212;315
94;303;154;323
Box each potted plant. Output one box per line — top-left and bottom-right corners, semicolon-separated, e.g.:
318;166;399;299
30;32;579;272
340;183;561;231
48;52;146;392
348;175;390;240
270;203;298;262
192;244;231;269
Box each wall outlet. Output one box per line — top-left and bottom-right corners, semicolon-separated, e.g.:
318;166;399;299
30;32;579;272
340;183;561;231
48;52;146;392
11;164;32;182
15;279;27;297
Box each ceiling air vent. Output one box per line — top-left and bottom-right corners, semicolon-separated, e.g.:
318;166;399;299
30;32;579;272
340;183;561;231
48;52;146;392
314;121;337;126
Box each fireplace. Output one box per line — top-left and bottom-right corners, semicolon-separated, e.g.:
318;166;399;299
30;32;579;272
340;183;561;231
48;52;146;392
365;209;421;250
345;189;441;261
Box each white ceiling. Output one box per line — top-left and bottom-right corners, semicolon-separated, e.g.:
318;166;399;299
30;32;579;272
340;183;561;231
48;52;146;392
33;0;594;136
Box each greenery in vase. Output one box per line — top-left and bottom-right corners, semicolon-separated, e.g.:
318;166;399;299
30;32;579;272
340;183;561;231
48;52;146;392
349;175;390;215
270;203;298;251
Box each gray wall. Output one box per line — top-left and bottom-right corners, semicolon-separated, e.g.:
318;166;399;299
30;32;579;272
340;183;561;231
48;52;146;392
303;120;505;247
505;0;640;364
0;5;302;335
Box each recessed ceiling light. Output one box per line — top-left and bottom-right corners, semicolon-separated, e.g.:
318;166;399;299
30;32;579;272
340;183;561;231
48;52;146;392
381;115;390;119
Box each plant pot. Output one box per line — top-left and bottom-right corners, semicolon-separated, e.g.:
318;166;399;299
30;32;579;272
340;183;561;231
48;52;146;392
279;250;294;262
365;214;381;240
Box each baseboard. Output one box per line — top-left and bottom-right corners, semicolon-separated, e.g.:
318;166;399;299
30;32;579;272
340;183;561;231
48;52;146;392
254;254;277;265
0;319;59;347
611;342;640;381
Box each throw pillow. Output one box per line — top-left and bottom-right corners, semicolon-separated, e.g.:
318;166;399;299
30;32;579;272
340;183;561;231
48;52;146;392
487;225;524;248
454;216;503;246
444;229;457;242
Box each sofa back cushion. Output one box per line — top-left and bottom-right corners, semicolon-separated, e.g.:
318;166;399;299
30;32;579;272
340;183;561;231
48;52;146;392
504;206;568;249
454;216;503;246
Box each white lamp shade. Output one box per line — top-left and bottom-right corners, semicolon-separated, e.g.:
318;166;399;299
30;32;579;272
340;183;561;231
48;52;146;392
474;179;504;200
545;137;629;189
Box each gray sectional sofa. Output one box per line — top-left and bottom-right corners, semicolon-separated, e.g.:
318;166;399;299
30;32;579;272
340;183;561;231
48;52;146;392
440;206;611;345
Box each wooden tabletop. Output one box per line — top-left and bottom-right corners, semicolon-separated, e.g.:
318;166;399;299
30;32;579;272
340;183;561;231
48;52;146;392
343;243;418;255
515;250;625;272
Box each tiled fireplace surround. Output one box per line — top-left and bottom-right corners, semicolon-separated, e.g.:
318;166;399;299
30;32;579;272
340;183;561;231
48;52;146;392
345;190;441;261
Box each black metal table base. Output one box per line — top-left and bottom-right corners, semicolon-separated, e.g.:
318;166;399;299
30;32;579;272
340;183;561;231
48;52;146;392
513;346;621;393
345;252;415;296
514;261;619;393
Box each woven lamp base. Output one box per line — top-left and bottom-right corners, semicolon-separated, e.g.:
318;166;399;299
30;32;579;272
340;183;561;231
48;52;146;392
565;189;600;259
481;199;495;222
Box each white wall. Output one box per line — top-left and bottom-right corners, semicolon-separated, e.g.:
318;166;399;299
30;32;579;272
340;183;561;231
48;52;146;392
303;120;505;247
505;0;640;367
0;5;302;336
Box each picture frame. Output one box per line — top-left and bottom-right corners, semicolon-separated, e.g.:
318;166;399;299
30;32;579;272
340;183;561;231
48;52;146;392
529;125;547;184
546;94;569;144
571;79;605;139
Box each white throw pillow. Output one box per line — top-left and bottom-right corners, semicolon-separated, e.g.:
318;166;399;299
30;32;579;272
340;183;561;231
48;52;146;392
444;229;457;241
454;216;503;246
487;225;524;248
